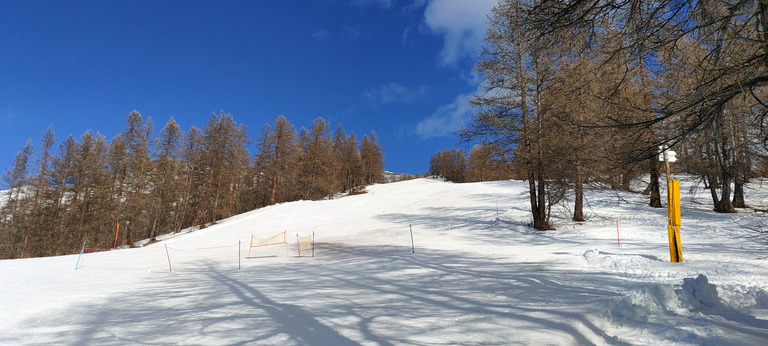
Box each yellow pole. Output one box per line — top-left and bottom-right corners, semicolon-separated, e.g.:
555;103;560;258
663;148;682;262
667;180;683;262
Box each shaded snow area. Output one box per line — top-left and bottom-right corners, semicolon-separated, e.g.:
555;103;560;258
2;177;768;345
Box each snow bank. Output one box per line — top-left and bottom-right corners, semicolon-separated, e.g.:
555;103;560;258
605;274;768;343
609;275;721;324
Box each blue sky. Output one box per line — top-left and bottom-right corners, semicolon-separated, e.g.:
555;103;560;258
0;0;497;175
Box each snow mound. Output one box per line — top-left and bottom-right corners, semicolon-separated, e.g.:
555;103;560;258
583;248;655;275
608;282;679;324
605;274;768;343
608;275;768;322
679;275;723;310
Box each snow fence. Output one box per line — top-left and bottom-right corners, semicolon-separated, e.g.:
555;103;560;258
75;227;415;271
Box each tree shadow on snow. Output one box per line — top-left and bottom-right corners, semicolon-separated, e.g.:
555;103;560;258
3;245;641;345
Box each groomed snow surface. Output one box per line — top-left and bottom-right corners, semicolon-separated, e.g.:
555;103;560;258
2;177;768;345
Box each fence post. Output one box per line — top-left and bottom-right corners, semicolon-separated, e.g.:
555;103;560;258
410;225;415;254
75;241;86;270
165;243;172;272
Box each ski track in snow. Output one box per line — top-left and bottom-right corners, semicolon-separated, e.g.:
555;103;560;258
1;176;768;345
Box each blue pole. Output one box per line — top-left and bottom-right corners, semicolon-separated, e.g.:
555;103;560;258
410;225;415;254
75;241;86;270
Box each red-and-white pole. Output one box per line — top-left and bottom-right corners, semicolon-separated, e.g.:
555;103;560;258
616;218;620;246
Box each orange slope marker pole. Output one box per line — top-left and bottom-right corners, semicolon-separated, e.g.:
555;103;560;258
165;243;172;272
113;223;120;250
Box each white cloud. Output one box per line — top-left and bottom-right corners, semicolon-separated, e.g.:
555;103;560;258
413;1;496;140
402;26;411;44
415;93;474;139
364;82;427;104
423;0;497;66
312;29;330;41
343;25;361;40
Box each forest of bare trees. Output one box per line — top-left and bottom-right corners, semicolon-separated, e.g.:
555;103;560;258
438;0;768;230
429;144;516;184
0;112;385;259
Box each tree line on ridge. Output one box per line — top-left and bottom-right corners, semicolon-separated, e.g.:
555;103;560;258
0;111;386;258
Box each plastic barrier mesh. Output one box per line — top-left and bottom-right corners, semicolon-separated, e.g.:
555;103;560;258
76;228;414;270
297;233;314;258
166;243;239;269
250;231;286;247
76;246;170;271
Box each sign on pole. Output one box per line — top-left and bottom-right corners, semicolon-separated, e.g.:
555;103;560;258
658;146;677;162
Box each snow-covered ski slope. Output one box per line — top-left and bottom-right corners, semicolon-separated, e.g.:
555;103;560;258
2;177;768;345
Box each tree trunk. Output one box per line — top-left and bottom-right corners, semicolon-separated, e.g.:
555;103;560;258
759;0;768;69
149;216;158;242
211;193;220;225
635;7;662;209
533;46;552;231
127;225;135;248
732;181;746;208
528;172;539;227
21;235;28;258
648;149;662;207
709;174;737;213
517;39;549;231
621;171;632;191
573;172;584;222
715;172;737;213
270;175;278;205
573;115;585;221
535;171;552;230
